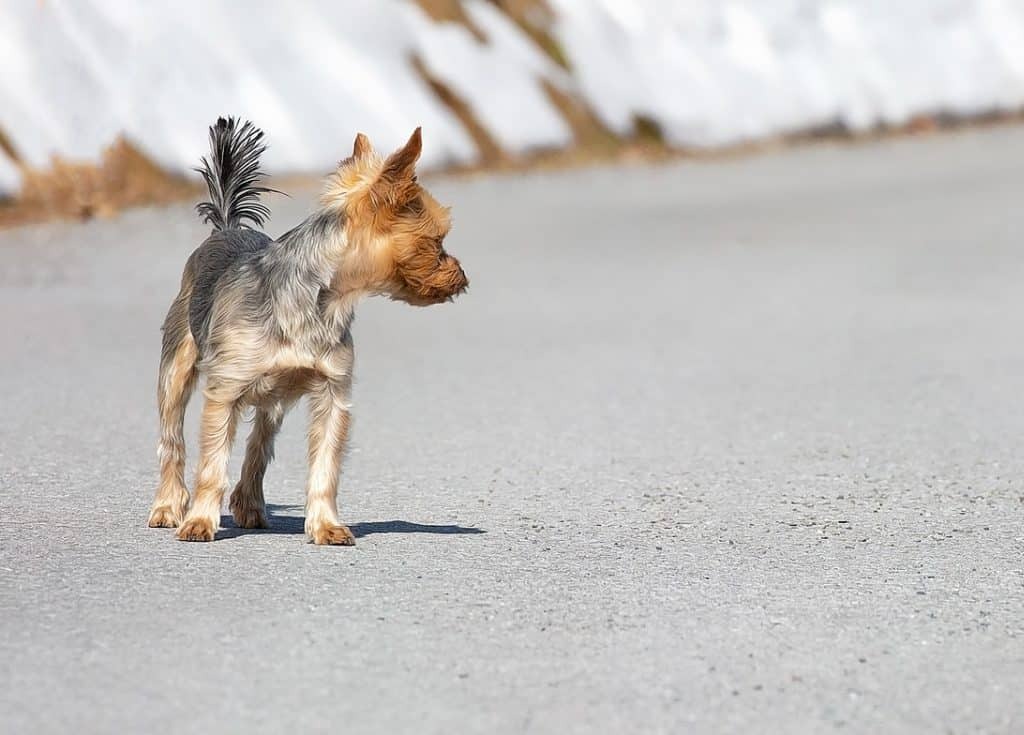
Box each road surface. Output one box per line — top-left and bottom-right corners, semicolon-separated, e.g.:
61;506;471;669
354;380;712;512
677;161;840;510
1;126;1023;733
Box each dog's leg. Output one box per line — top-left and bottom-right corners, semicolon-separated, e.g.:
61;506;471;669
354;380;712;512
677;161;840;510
148;331;198;528
176;396;239;542
229;403;285;529
304;378;355;545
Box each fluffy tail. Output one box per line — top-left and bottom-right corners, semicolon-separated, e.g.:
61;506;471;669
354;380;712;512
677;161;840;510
195;117;273;230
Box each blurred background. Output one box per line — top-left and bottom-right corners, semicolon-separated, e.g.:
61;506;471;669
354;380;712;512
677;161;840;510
3;0;1024;223
4;2;1024;734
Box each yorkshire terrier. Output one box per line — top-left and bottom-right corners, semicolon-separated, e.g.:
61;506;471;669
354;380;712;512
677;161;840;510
147;118;468;544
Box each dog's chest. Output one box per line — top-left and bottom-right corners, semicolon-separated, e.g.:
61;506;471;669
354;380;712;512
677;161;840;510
244;366;320;405
273;336;351;371
241;274;356;397
242;340;353;406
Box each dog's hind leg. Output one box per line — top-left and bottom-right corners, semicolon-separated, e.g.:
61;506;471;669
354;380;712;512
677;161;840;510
148;300;199;528
176;393;240;541
229;403;287;529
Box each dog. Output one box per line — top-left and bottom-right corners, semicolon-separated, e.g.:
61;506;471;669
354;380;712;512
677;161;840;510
147;117;468;544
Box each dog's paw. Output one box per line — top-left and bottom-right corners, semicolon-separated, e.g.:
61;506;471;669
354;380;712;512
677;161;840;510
231;505;269;530
176;517;216;542
229;492;268;529
309;524;356;546
148;505;184;528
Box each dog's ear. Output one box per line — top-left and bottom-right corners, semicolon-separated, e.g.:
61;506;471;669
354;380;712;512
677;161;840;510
369;128;422;209
381;127;422;183
352;132;373;159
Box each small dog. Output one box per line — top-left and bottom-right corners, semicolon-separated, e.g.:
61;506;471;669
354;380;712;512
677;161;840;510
147;118;468;544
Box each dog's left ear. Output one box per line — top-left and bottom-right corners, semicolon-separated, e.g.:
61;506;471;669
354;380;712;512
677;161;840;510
381;127;422;183
352;132;373;158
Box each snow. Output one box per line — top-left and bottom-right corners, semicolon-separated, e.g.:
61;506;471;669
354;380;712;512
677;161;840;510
549;0;1024;145
411;1;573;153
2;0;1024;195
0;154;20;195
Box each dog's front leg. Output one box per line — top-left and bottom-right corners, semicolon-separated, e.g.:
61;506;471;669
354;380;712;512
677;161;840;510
177;396;240;542
304;378;355;546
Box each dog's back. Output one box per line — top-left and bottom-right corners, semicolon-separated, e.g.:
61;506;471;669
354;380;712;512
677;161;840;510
158;117;276;369
185;229;271;351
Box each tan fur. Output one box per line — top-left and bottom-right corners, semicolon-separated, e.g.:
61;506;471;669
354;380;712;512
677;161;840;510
176;398;239;541
148;333;198;528
352;132;373;159
304;378;355;545
325;128;469;305
150;127;466;545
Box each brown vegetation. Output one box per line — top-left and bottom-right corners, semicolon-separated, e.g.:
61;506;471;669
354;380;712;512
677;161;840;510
0;138;195;228
412;0;486;42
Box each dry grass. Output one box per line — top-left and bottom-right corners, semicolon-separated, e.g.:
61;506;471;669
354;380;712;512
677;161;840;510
1;110;1016;231
541;80;619;151
434;110;1024;186
0;138;195;228
412;0;486;41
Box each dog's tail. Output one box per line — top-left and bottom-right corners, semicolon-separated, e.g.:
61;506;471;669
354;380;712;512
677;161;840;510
195;117;273;231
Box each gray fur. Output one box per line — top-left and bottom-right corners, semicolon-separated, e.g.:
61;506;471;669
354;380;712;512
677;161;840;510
186;229;273;350
176;209;348;364
162;116;349;362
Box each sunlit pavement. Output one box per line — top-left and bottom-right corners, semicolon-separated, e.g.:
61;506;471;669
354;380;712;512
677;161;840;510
2;126;1023;734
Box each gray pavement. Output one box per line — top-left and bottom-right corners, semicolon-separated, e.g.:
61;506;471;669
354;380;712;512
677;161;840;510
2;126;1024;734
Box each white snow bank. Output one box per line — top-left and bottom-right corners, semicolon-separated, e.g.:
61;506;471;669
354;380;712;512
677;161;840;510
0;1;478;177
0;154;20;195
549;0;1024;146
2;0;1024;196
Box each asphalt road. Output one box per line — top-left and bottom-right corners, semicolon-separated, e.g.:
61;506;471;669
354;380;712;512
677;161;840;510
2;127;1024;734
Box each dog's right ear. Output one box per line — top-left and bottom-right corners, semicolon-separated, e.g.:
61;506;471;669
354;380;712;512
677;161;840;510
367;127;423;209
352;132;373;158
381;127;422;182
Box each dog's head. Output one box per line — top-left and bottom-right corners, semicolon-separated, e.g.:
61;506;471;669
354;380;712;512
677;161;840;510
328;128;468;306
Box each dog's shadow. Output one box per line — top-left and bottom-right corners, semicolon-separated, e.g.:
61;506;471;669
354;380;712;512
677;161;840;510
216;503;485;541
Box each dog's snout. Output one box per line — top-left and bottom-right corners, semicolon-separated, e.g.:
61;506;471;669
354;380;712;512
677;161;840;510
445;256;468;296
